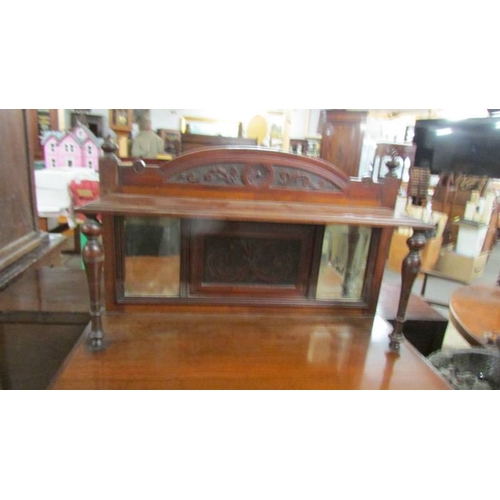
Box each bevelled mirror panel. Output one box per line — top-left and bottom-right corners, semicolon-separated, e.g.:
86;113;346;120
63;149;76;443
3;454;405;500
123;216;181;297
316;225;372;301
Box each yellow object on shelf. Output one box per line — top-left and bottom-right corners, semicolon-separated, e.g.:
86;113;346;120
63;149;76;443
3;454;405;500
157;154;173;161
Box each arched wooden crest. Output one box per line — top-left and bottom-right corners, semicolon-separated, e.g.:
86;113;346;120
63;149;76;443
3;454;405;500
155;147;350;194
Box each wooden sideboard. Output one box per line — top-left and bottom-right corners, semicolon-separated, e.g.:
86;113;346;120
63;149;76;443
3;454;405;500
76;142;432;348
46;142;453;390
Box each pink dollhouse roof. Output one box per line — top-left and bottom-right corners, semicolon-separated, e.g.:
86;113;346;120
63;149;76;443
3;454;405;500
41;122;103;148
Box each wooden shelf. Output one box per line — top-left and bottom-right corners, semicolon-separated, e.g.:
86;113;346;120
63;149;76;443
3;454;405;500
78;193;434;229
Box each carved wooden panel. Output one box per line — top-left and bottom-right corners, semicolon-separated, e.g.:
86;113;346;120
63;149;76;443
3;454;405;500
164;163;245;186
273;166;339;191
159;163;341;192
203;236;301;286
189;220;317;298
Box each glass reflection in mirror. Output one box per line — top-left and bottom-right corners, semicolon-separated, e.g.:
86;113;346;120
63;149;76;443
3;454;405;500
123;216;181;297
316;225;372;301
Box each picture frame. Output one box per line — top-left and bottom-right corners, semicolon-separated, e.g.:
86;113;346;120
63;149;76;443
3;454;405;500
180;116;241;137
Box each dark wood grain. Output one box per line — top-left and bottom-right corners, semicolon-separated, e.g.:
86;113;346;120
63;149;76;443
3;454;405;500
0;234;66;291
0;110;41;268
0;267;89;317
320;110;367;177
0;267;90;390
0;323;85;390
0;110;63;289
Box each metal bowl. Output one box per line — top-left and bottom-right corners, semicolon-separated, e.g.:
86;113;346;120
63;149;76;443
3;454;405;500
428;348;500;390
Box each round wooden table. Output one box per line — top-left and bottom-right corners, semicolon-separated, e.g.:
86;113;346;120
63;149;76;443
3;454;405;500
449;284;500;347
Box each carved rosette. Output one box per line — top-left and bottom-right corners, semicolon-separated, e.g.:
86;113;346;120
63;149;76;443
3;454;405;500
242;164;273;188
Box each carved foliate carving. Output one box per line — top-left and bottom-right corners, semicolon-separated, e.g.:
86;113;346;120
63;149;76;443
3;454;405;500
161;164;245;186
159;163;341;192
273;166;340;191
203;236;300;285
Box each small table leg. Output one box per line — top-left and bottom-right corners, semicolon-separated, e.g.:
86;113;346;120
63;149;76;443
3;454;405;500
81;218;105;350
389;230;427;350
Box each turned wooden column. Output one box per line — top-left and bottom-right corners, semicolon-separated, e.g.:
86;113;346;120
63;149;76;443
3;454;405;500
389;229;427;350
81;219;105;349
342;226;360;298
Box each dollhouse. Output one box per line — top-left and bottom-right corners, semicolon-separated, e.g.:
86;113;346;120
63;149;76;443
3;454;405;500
41;122;103;171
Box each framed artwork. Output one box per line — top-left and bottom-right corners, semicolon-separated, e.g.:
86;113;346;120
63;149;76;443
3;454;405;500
180;116;241;137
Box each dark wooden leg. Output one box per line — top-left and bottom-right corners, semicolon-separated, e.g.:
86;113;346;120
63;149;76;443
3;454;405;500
81;219;105;350
389;229;427;350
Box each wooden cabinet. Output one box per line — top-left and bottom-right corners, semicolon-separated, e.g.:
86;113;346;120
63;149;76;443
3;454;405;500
0;110;64;289
46;144;452;390
320;110;367;177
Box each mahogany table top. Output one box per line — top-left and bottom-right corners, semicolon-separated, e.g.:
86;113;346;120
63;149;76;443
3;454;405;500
51;313;450;390
449;284;500;347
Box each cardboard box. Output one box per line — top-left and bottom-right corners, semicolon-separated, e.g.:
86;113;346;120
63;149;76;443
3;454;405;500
387;232;443;273
455;220;488;257
434;248;489;283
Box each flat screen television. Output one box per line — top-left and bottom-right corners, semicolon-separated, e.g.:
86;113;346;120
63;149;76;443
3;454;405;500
414;117;500;179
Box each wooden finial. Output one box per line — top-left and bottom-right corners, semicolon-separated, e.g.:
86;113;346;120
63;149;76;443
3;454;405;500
102;135;119;156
